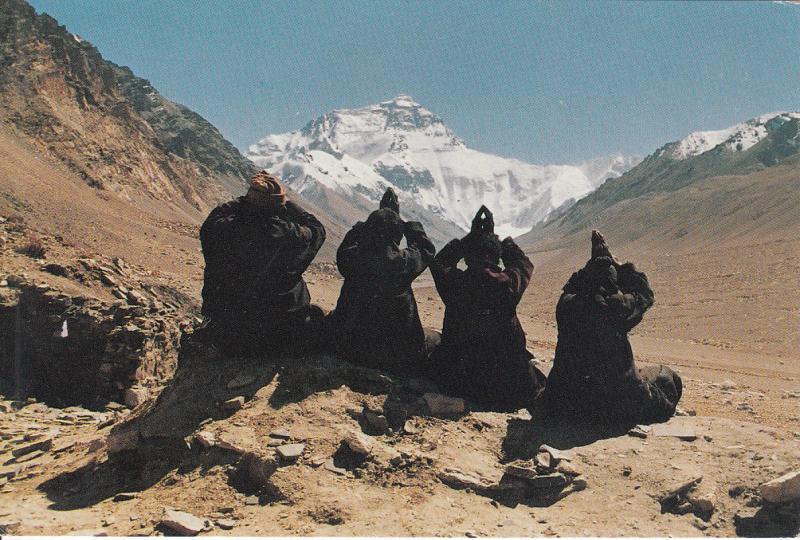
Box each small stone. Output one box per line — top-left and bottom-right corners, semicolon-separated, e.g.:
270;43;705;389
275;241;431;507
422;393;465;415
0;521;21;534
627;425;650;438
364;410;390;434
113;492;138;502
556;460;581;477
505;461;539;480
687;479;717;519
222;396;245;412
216;519;235;530
194;431;216;449
760;470;800;503
720;379;737;390
660;476;703;502
236;452;277;486
245;495;259;506
535;451;553;472
276;443;305;461
402;420;418;435
269;428;290;440
538;444;570;463
102;517;116;526
526;473;570;490
465;531;477;538
227;374;256;390
438;468;494;491
12;437;52;457
343;431;375;456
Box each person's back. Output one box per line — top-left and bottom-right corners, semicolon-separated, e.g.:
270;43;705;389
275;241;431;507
199;170;326;356
429;206;545;412
543;230;682;423
329;188;436;372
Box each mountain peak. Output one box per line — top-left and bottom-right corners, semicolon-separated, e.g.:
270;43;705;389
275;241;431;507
382;94;421;108
670;111;800;160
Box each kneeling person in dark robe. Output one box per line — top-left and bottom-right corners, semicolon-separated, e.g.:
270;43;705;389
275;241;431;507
429;206;546;412
329;188;437;373
542;230;682;424
199;170;326;356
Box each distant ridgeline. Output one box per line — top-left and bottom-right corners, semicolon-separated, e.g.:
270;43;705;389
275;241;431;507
521;112;800;247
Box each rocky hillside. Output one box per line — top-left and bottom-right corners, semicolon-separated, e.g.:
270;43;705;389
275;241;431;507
0;0;255;216
522;111;800;247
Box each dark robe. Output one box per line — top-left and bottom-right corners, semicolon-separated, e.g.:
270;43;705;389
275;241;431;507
330;219;435;373
199;197;326;356
542;256;682;424
429;237;546;411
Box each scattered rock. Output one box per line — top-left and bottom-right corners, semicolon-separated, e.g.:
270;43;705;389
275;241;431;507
216;519;236;530
720;379;737;390
505;461;539;480
343;431;375;456
12;437;52;457
526;473;570;490
269;428;291;440
236;452;278;486
0;521;21;534
627;425;650;438
438;468;495;491
227;374;256;390
222;396;245;412
160;509;205;536
422;393;465;415
363;409;390;434
687;479;717;519
402;420;418;435
760;470;800;504
660;476;704;502
276;443;305;461
194;431;216;449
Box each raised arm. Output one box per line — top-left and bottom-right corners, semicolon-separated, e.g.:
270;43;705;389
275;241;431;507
607;262;654;332
499;236;534;304
395;220;436;281
277;200;327;275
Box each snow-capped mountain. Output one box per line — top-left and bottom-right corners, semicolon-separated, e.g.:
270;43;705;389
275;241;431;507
669;112;800;160
247;95;640;237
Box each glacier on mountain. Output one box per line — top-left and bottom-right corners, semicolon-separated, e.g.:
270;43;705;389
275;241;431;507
247;95;639;236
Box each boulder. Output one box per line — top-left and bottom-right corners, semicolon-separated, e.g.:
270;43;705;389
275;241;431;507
760;471;800;504
160;509;206;536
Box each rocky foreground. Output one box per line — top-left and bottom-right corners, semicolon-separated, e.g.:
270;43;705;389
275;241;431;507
1;346;799;537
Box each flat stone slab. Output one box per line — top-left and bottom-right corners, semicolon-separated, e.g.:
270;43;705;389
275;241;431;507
269;428;290;440
276;443;305;461
160;509;206;536
12;438;52;458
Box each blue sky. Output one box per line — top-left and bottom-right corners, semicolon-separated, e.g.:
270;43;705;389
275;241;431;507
28;0;800;164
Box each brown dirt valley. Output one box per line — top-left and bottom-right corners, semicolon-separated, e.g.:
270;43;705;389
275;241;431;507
0;122;799;536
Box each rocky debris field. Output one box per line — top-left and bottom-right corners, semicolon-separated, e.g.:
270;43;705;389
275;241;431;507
1;346;798;537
